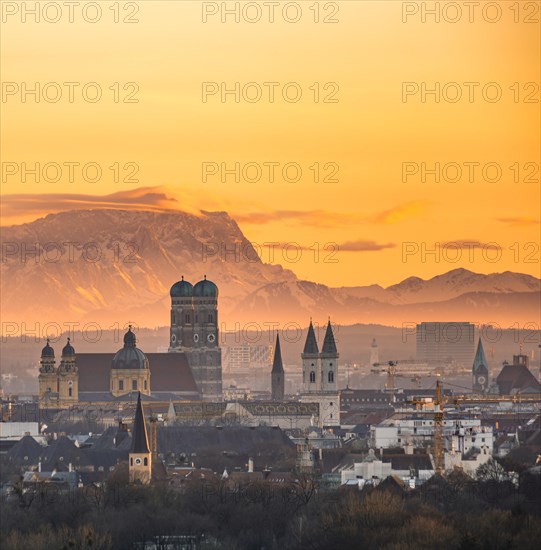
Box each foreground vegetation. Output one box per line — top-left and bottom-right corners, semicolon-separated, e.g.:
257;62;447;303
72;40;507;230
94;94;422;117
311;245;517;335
1;467;541;550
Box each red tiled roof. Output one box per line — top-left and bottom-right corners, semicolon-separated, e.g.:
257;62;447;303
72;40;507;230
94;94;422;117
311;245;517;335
76;353;197;393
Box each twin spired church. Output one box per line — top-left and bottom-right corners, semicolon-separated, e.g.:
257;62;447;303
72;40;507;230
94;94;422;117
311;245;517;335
38;277;223;407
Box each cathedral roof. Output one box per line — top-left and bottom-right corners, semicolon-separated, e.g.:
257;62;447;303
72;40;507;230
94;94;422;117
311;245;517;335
62;337;75;357
472;338;488;373
76;352;197;393
170;276;193;298
193;276;218;298
302;321;319;355
41;339;55;358
112;327;148;370
321;320;337;355
131;392;150;454
272;334;284;374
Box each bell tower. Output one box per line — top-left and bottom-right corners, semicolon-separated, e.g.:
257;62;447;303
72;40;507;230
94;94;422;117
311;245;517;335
169;277;194;351
302;320;319;393
129;392;152;484
472;338;489;393
58;338;78;406
271;333;285;402
39;339;58;408
320;320;338;392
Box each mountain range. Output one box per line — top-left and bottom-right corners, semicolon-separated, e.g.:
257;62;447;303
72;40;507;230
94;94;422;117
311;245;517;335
1;209;539;330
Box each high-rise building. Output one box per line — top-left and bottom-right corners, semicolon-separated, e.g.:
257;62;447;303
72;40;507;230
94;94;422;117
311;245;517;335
416;322;475;366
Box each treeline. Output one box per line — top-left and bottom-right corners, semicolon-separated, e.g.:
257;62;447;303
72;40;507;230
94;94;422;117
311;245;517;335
2;466;541;549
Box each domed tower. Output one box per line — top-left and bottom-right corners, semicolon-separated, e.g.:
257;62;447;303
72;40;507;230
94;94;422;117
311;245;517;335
39;339;58;407
302;320;319;393
188;276;222;401
320;320;338;392
192;276;219;349
58;338;78;405
110;326;150;397
169;276;194;351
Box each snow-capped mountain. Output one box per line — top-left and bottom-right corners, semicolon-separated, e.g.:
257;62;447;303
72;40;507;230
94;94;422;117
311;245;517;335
1;209;539;329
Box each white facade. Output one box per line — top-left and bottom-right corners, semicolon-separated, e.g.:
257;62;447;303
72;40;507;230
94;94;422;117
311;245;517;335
0;422;40;439
372;413;494;456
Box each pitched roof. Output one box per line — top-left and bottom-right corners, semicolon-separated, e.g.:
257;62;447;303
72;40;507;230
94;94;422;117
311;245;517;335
302;321;319;355
272;334;284;374
7;435;43;464
496;363;541;394
472;338;488;373
76;352;197;393
131;392;150;454
321;321;337;355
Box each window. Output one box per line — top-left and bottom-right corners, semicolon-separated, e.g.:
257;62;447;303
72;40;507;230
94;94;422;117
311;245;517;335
310;371;316;383
132;380;137;391
68;387;72;397
119;380;124;391
185;314;190;323
144;380;147;390
130;458;133;466
328;371;334;383
144;457;148;466
208;314;213;323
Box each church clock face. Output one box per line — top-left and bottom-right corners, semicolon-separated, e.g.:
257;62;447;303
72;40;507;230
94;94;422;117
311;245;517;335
171;334;177;343
134;458;142;466
193;333;199;343
477;376;486;385
207;333;215;343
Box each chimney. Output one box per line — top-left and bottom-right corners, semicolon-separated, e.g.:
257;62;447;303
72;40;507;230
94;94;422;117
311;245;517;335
248;457;254;473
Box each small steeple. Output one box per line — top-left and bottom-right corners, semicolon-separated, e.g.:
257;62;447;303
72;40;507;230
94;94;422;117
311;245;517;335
321;320;337;355
303;320;319;355
131;392;150;454
272;333;284;374
472;338;488;373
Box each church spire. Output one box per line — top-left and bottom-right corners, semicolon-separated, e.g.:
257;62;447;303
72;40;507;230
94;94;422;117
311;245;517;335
472;337;487;373
131;392;150;454
272;333;284;374
321;320;337;355
303;320;319;355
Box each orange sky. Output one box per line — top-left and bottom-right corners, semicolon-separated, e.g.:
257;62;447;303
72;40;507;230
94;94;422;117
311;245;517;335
1;1;540;287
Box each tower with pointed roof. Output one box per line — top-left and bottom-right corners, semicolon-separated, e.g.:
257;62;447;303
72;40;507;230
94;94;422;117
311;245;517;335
320;320;338;392
300;319;340;427
129;392;152;484
271;334;285;402
302;320;320;393
58;338;78;406
39;339;58;408
472;338;489;393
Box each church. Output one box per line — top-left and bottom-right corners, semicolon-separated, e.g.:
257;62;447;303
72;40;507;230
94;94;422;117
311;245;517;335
38;277;223;408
